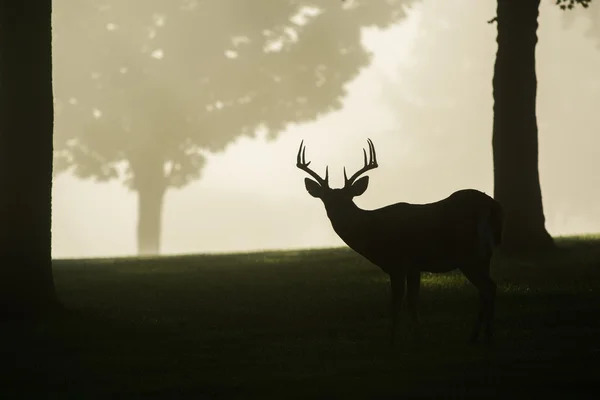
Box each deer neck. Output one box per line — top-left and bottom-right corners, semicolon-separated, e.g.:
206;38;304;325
323;201;367;237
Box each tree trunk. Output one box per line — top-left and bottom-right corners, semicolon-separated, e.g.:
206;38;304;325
135;178;166;256
492;0;554;254
0;0;61;315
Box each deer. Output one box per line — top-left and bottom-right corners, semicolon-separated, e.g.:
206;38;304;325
296;138;503;347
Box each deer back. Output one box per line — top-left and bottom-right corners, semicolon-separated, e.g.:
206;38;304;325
332;189;501;271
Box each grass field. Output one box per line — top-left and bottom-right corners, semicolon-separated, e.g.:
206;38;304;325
3;236;600;398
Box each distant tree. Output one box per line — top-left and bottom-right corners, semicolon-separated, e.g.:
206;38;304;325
0;1;60;315
52;0;416;255
491;0;591;253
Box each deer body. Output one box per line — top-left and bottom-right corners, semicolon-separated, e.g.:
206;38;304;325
297;139;503;347
326;189;501;274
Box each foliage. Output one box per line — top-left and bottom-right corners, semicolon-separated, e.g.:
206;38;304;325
52;0;416;191
556;0;591;10
559;0;600;50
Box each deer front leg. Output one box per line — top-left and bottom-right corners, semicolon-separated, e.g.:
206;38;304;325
389;271;406;347
406;268;422;344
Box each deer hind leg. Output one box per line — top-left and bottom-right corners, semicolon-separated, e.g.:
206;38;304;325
389;271;406;347
469;291;487;344
406;268;422;344
460;264;497;347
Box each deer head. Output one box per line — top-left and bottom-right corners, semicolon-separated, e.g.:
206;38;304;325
296;139;378;208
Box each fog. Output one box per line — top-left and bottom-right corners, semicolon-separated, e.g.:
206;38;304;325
51;0;600;259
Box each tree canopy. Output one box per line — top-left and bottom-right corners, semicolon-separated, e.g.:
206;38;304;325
52;0;416;191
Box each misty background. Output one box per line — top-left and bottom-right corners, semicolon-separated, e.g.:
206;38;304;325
51;0;600;259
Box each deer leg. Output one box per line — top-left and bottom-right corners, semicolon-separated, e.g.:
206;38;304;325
406;268;422;344
469;292;486;344
389;272;406;347
483;280;497;347
460;266;497;347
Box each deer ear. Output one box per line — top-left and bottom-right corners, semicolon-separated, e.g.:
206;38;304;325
349;176;369;197
304;178;324;198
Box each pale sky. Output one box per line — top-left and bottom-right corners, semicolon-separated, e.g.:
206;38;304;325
51;0;600;259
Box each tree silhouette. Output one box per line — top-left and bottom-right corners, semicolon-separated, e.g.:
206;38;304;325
52;0;416;255
0;0;60;315
378;0;594;254
380;0;600;242
491;0;591;253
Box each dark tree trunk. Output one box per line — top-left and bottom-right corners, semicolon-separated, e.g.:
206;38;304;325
0;0;61;315
492;0;554;254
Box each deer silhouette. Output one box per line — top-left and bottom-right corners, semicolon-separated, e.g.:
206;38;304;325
297;139;503;347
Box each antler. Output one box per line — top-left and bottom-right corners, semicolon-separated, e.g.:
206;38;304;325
343;138;378;187
296;140;329;187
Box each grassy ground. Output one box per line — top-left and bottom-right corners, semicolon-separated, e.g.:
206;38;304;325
3;236;600;398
